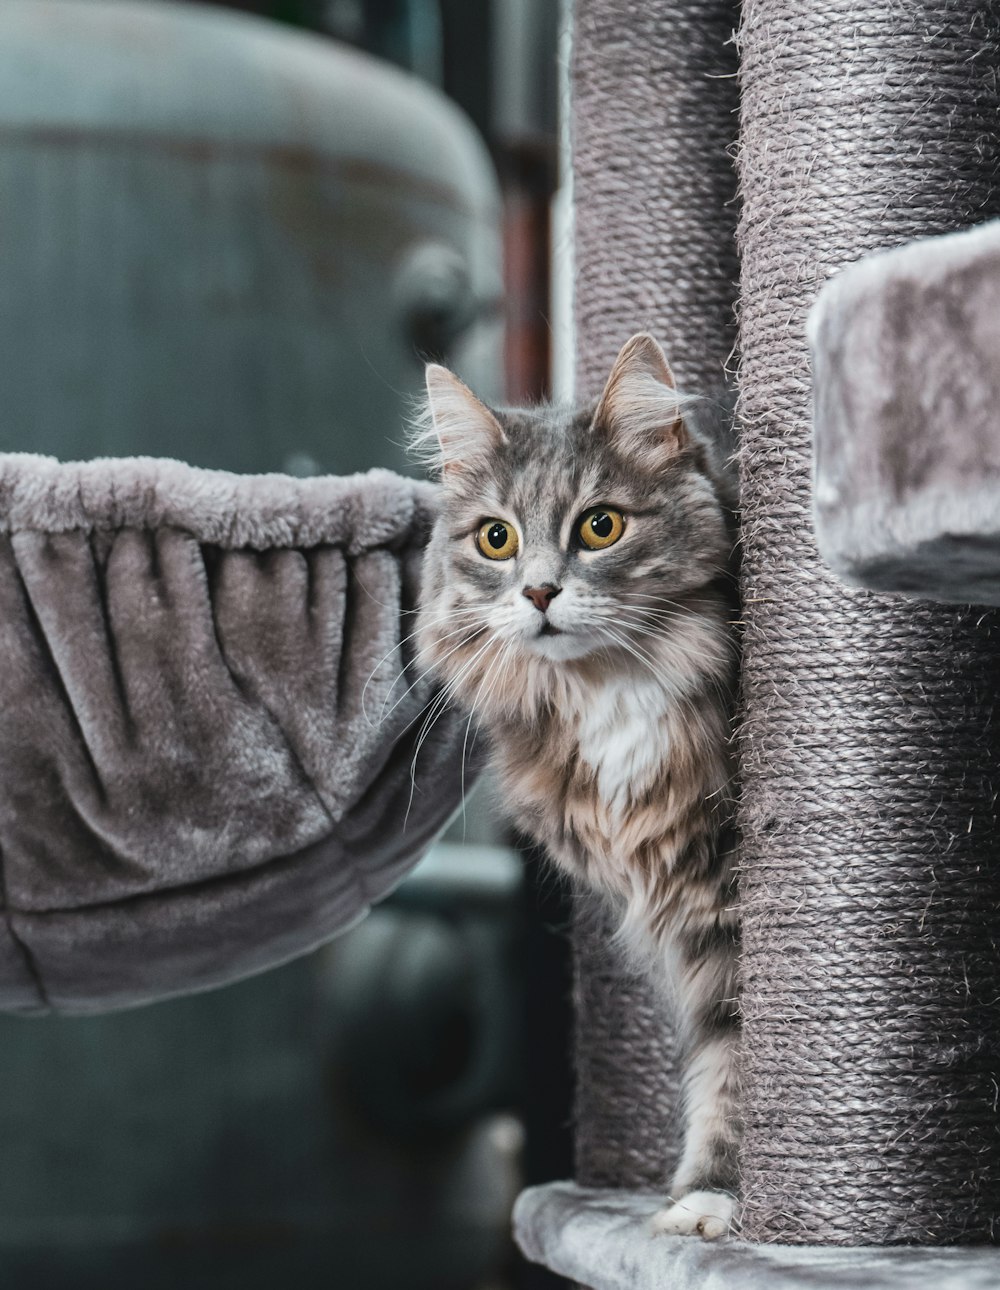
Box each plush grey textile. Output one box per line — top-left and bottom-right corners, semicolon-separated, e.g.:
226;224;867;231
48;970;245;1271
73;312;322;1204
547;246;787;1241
513;1184;1000;1290
811;218;1000;603
0;454;470;1014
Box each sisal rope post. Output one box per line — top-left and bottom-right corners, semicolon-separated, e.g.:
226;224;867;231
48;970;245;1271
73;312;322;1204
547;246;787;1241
570;0;739;1190
737;0;1000;1244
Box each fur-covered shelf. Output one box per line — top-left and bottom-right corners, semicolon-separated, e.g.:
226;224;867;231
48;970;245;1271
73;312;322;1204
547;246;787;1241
811;219;1000;605
514;1185;1000;1289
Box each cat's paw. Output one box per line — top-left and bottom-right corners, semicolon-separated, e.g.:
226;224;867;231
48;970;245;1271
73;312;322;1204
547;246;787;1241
650;1189;735;1241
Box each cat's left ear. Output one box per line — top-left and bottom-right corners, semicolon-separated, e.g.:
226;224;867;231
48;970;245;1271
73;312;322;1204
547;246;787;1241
424;365;506;480
593;334;688;462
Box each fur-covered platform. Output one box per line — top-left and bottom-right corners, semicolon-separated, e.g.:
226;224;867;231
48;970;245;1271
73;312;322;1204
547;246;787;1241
513;1183;1000;1289
810;219;1000;606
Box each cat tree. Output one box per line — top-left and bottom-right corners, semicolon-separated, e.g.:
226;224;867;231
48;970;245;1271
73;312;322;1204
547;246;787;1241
5;0;1000;1283
515;0;1000;1283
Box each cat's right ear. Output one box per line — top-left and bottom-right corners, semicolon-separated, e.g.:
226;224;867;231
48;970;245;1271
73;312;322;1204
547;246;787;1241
593;334;688;465
423;365;506;480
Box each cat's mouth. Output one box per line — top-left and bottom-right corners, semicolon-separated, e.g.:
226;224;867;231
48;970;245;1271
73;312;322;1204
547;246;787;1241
539;621;563;637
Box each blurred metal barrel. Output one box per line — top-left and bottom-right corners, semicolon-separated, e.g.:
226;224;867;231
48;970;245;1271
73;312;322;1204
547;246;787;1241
0;0;502;475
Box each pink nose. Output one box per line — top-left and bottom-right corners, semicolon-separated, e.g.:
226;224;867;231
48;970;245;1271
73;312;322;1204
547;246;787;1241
523;584;561;613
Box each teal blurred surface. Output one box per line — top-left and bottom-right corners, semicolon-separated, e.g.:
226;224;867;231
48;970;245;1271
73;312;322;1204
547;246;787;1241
0;0;502;474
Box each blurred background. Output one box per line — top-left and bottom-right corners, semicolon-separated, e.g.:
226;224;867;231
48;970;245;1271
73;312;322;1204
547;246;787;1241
0;1;574;1285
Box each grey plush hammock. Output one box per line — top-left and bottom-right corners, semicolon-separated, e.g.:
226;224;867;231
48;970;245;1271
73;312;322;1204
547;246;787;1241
0;454;468;1015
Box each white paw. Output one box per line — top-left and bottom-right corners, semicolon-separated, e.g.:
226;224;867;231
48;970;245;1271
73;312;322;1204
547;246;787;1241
650;1189;736;1241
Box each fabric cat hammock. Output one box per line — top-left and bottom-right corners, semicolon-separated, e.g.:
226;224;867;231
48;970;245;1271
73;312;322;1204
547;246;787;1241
0;454;470;1014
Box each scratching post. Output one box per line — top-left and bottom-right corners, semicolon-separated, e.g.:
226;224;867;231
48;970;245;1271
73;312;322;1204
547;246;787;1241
571;0;739;1189
737;0;1000;1244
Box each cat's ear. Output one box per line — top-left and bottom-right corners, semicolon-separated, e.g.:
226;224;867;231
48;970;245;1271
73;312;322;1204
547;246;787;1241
593;334;688;462
423;365;506;479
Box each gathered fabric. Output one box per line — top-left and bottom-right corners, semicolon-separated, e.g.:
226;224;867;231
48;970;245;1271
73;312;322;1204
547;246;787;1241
0;454;472;1014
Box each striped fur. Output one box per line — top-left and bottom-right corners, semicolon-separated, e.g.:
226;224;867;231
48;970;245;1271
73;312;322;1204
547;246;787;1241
415;336;741;1238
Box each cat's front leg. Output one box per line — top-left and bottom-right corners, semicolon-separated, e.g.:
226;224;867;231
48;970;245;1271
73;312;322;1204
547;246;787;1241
651;1024;740;1238
651;907;740;1240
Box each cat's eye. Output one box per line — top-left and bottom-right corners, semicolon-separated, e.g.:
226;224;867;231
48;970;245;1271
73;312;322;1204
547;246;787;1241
476;519;519;560
577;508;625;550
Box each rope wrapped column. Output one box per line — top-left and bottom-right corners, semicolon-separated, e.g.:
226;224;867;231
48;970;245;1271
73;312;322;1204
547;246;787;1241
737;0;1000;1244
571;0;739;1189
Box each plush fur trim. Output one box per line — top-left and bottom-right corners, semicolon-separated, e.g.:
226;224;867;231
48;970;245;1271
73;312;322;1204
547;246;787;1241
0;454;438;553
0;452;471;1014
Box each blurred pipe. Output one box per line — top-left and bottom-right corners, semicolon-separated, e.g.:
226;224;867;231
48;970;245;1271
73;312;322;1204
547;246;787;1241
500;144;555;403
491;0;560;403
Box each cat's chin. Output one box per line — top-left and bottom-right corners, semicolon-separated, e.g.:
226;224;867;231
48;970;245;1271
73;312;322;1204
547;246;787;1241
523;630;597;662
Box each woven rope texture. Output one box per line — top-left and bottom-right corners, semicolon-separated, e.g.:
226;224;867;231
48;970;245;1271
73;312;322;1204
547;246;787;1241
737;0;1000;1244
571;0;739;1189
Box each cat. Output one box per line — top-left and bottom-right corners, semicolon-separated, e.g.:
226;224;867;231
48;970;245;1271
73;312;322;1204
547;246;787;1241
413;334;740;1239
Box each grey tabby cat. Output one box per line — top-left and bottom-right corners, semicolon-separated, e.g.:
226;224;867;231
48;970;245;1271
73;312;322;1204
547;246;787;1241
414;335;740;1239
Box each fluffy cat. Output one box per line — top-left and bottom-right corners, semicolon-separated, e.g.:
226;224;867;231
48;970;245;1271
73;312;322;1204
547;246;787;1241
414;334;740;1239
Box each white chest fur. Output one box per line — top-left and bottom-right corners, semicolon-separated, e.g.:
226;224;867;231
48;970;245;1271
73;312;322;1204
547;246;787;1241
573;674;671;812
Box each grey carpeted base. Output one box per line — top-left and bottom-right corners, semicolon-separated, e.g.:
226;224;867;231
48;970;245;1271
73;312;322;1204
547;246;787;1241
513;1183;1000;1290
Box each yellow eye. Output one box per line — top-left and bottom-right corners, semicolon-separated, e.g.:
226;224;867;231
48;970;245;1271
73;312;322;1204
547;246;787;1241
578;508;625;550
476;519;519;560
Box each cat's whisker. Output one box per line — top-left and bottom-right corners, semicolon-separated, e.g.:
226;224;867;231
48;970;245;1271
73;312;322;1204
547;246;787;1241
591;622;669;683
606;615;734;712
384;663;473;783
618;627;735;678
361;609;487;727
613;599;740;656
617;591;689;612
457;636;515;834
613;601;707;628
361;602;487;685
464;638;508;745
625;627;736;710
592;623;729;730
372;619;482;714
367;635;470;731
586;610;720;673
611;599;733;641
486;637;520;729
606;611;738;668
597;601;736;654
370;616;491;727
496;637;522;723
617;589;729;615
586;622;731;762
403;669;476;828
458;643;502;822
407;654;491;803
406;632;497;802
405;635;491;755
376;631;499;800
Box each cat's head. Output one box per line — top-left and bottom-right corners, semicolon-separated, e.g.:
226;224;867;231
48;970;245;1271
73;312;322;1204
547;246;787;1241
415;335;734;715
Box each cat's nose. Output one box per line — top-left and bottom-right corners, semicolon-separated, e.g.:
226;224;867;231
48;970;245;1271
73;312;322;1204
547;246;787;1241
523;583;562;613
